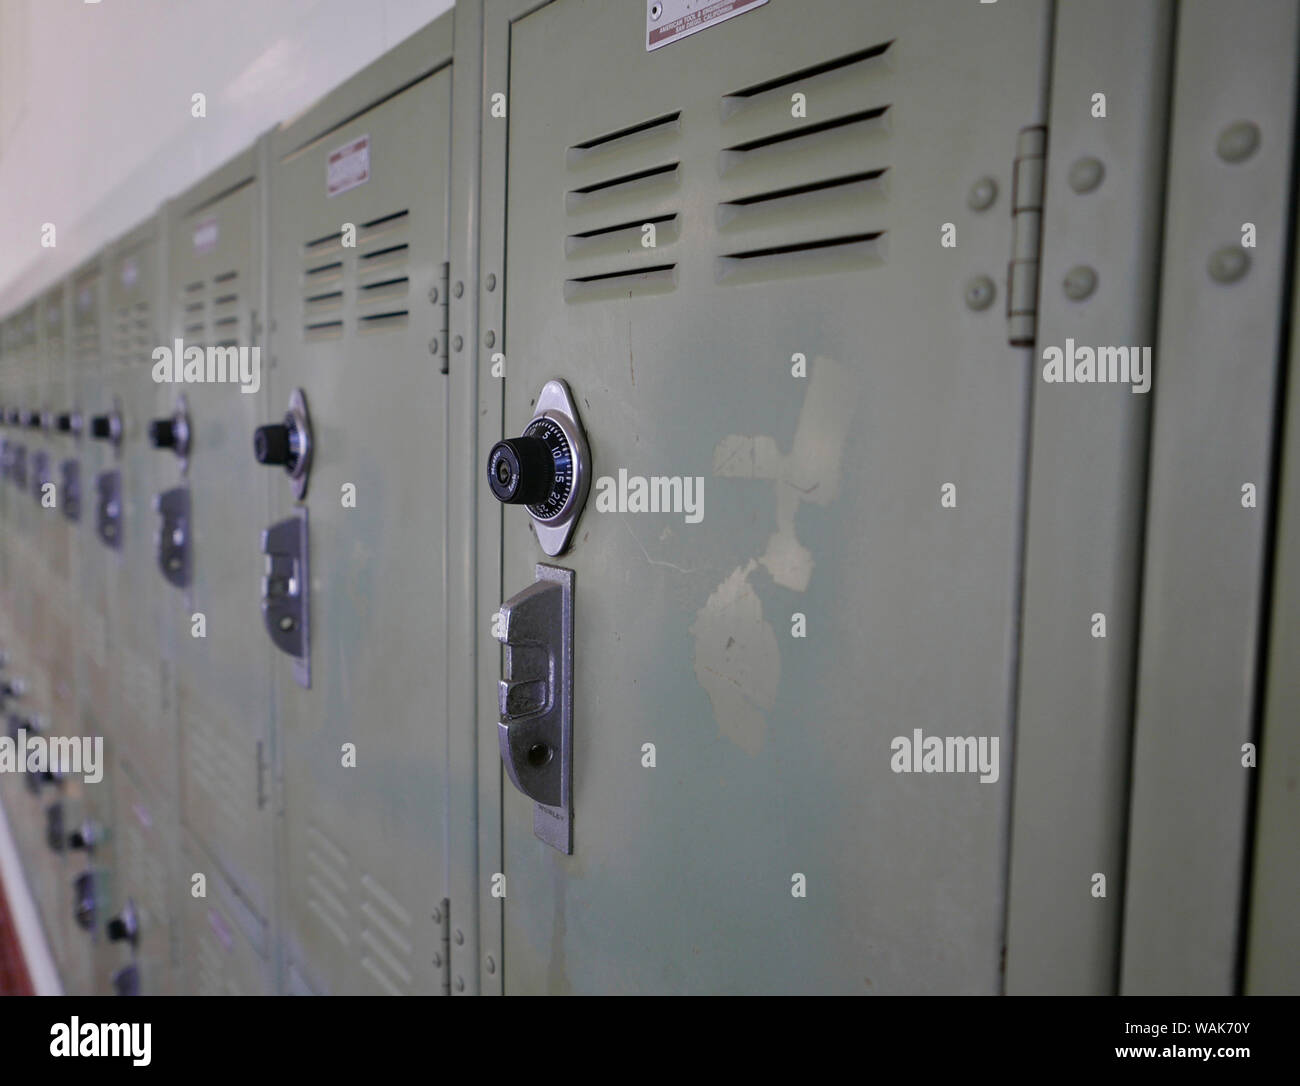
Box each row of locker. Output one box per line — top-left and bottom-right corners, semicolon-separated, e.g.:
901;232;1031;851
1;0;1299;994
0;10;458;995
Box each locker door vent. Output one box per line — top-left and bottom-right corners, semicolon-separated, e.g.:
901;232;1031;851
44;298;64;362
715;42;893;283
566;111;681;165
209;270;241;350
179;271;241;351
111;306;131;364
357;873;415;995
186;707;250;858
305;822;351;950
564;111;683;302
355;209;411;334
720;105;889;169
717;231;886;283
302;210;412;339
111;300;153;364
72;274;100;366
197;927;224;995
720;40;893;115
181;281;207;346
302;824;417;993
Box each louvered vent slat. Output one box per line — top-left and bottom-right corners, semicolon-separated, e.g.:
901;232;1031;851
302;209;412;339
210;270;239;348
715;40;893;284
563;111;682;302
72;276;99;366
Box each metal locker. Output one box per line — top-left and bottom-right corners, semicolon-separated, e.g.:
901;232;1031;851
38;281;78;754
0;317;25;865
6;305;41;704
0;316;10;618
1003;0;1173;994
166;144;276;932
67;255;123;994
1121;0;1300;995
1244;195;1300;994
178;831;274;995
473;0;1052;993
105;220;178;803
4;304;50;925
105;753;177;995
24;280;84;994
266;15;455;995
39;277;96;994
27;288;59;726
70;256;116;757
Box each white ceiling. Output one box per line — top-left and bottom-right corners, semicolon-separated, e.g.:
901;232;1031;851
0;0;455;313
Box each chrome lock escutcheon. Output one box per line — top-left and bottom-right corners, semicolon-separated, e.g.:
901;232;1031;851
254;388;313;500
261;507;310;689
154;486;191;588
497;563;575;854
488;379;590;557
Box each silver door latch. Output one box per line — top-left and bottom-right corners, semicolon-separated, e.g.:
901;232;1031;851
261;507;310;689
60;459;80;521
497;564;574;854
95;469;122;549
154;486;190;588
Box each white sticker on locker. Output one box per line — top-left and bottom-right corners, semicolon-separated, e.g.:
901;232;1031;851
327;134;370;197
647;0;768;52
193;217;219;255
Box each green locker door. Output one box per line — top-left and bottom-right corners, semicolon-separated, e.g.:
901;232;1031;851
39;282;78;769
35;281;82;994
268;18;453;996
480;0;1052;993
1120;0;1300;995
106;224;178;803
1244;174;1300;993
0;317;11;626
168;148;275;930
69;257;121;994
8;306;40;702
45;278;95;996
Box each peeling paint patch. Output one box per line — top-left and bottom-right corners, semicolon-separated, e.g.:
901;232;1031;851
714;357;857;591
692;358;859;751
690;561;779;756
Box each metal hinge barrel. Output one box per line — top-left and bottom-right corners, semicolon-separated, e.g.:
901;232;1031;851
438;261;450;374
1008;125;1047;347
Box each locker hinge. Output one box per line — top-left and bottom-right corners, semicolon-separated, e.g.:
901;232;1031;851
1007;125;1047;347
437;262;450;374
438;897;451;995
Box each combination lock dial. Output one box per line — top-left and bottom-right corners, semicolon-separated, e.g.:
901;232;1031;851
488;417;574;519
487;379;590;556
148;394;191;462
253;388;313;499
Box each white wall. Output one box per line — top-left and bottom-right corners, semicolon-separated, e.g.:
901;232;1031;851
0;0;455;313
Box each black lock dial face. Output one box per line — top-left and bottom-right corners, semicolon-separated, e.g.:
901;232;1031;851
524;416;574;521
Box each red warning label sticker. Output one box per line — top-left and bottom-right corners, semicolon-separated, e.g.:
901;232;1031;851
647;0;768;52
327;134;371;198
